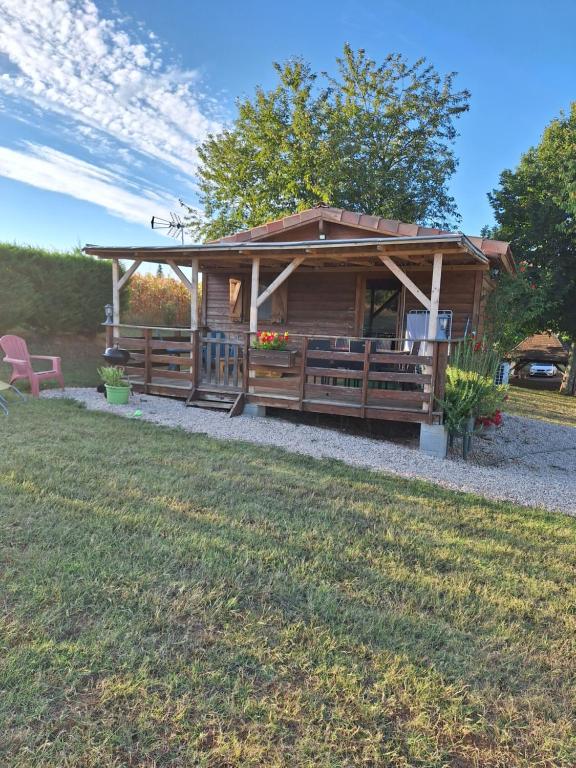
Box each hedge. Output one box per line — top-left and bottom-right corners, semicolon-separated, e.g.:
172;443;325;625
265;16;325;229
0;243;112;335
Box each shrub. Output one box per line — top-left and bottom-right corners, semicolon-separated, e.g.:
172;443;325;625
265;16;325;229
438;338;508;435
0;243;111;334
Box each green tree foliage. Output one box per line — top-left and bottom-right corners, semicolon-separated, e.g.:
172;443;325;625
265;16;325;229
487;103;576;390
485;271;554;355
0;243;112;335
184;45;470;240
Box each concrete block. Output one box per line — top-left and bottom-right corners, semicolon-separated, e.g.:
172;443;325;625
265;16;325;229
242;403;266;418
419;423;448;458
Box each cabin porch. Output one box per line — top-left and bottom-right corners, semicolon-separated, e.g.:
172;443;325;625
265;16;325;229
107;323;449;427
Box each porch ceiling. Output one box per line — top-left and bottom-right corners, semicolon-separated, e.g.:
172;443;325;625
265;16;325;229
84;234;488;270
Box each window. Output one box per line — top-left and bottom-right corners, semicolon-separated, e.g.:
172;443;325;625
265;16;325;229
363;279;400;338
229;277;288;324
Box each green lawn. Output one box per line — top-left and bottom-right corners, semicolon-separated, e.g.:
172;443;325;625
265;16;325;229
1;399;575;767
506;386;576;427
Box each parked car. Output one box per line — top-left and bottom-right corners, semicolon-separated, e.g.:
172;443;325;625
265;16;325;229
529;362;557;377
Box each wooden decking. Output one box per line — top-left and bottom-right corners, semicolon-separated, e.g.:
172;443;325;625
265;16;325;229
107;325;448;425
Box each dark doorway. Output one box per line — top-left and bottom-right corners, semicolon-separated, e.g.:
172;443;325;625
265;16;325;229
363;278;401;338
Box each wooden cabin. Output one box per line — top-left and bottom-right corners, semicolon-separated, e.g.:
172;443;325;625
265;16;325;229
85;206;514;454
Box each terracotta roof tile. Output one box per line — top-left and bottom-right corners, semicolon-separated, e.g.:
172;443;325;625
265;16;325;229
398;222;419;236
212;206;511;261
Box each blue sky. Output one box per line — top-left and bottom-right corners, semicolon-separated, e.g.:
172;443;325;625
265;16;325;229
0;0;575;252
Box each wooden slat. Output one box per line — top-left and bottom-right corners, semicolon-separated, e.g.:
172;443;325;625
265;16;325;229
365;406;428;423
366;388;429;403
246;394;301;410
368;372;431;384
251;377;300;391
302;400;362;418
149;340;193;350
148;368;193;380
305;350;365;362
147;354;190;365
369;353;432;365
305;366;364;379
304;384;362;403
114;337;146;349
124;365;145;376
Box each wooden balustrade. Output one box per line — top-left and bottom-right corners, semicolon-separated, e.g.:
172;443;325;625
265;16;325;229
107;324;449;424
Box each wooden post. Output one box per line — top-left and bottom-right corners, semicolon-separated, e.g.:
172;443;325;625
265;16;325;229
112;258;120;331
423;252;443;412
427;252;443;342
360;340;371;419
191;329;200;390
190;257;199;376
242;332;250;393
250;256;260;333
143;328;152;393
190;257;199;331
298;336;308;409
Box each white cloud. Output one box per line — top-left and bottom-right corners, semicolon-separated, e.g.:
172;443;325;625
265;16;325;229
0;0;221;177
0;142;176;226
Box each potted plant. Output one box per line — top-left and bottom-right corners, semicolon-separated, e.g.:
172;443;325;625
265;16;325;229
97;365;131;405
250;331;296;368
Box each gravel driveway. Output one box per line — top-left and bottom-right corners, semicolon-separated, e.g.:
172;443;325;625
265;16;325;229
44;388;576;515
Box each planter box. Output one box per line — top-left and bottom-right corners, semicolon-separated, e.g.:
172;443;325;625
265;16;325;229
250;348;296;368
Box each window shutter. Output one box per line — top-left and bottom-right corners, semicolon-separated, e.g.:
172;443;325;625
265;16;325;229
229;278;243;322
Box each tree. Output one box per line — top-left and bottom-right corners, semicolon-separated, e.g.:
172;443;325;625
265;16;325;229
488;103;576;393
183;45;470;241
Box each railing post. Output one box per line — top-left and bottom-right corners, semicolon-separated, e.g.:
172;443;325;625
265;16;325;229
297;336;308;410
143;328;152;393
428;341;439;424
192;329;200;390
360;339;371;418
243;332;250;393
434;342;449;422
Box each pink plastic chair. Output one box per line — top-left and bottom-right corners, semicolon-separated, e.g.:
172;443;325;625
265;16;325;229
0;335;64;397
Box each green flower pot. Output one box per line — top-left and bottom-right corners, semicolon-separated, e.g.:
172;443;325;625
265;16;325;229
105;384;130;405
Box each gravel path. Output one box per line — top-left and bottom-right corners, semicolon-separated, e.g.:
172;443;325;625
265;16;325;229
44;388;576;515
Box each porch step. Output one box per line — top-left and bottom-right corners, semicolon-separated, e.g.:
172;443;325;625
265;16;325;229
185;388;244;417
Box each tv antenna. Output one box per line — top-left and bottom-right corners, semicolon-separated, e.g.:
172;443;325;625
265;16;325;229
151;212;186;244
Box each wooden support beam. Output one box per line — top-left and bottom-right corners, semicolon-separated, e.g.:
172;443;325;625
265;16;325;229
250;256;260;333
112;258;120;326
256;255;305;308
167;259;193;293
117;259;142;291
190;257;199;331
378;253;431;310
427;252;443;340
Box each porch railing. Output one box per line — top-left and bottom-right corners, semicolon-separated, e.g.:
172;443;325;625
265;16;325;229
106;324;449;423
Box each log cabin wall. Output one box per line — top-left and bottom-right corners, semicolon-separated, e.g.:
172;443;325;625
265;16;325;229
402;269;485;338
204;270;357;336
204;266;485;339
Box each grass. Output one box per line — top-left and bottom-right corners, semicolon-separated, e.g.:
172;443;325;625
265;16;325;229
506;386;576;427
1;399;576;767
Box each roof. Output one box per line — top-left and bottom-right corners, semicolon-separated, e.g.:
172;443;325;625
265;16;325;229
84;233;488;267
510;332;569;362
212;205;512;264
